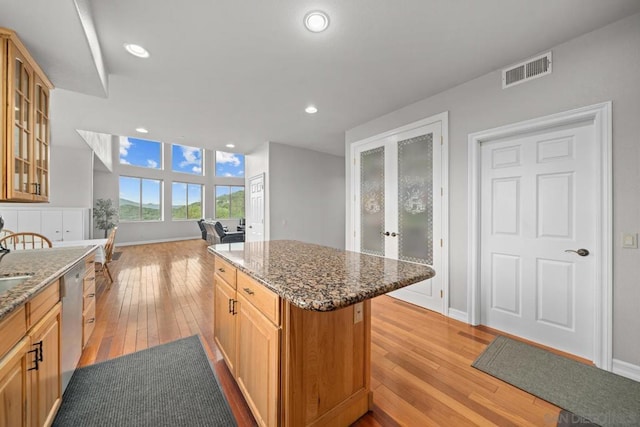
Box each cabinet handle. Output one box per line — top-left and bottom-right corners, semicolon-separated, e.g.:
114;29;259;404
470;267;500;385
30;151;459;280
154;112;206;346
243;287;255;295
87;318;95;324
28;348;39;371
228;298;233;314
231;299;238;315
218;267;225;273
88;293;95;298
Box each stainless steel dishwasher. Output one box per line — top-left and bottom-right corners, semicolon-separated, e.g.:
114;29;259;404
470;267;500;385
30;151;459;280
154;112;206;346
61;260;85;393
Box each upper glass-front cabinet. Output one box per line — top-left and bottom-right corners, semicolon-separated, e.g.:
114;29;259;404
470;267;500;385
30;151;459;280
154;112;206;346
1;29;53;202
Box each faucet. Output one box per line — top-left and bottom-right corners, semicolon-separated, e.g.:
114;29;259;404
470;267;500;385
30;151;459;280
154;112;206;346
0;215;10;254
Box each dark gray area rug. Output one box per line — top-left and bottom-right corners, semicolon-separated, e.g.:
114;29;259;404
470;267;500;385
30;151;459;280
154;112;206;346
472;335;640;427
53;335;236;427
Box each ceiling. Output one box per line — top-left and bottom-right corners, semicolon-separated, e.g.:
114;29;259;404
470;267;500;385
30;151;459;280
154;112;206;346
2;0;639;158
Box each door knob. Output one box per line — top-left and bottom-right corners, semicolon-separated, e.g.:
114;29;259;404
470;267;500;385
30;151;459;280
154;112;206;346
381;231;390;236
565;248;589;257
390;232;400;237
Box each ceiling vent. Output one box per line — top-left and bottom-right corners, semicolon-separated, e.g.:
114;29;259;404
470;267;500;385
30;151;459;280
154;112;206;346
502;52;552;89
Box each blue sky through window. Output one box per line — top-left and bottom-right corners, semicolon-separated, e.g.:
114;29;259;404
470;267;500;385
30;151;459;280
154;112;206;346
216;151;245;177
172;144;203;175
119;136;162;169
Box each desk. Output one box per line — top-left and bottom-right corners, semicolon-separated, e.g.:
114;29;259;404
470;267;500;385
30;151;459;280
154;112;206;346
52;239;108;264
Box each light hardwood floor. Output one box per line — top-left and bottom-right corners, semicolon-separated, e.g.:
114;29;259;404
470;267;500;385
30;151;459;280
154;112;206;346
81;239;567;426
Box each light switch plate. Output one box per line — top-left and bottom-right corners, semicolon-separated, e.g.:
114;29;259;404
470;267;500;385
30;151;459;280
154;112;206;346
622;233;638;249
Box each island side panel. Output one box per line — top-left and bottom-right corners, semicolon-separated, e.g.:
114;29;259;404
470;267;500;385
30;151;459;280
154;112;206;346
282;299;372;427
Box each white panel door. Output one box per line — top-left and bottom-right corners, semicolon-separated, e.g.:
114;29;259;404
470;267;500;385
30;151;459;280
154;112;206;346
17;210;42;233
355;122;444;313
247;174;265;242
41;210;63;241
62;210;84;241
480;122;596;359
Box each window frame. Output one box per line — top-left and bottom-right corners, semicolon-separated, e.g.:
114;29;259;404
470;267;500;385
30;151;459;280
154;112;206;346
118;175;163;222
214;185;245;219
171;181;204;221
214;151;245;178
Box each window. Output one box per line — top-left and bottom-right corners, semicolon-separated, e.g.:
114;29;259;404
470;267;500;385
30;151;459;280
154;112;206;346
119;176;162;221
215;186;245;219
215;151;245;177
172;144;203;175
172;182;203;220
119;136;162;169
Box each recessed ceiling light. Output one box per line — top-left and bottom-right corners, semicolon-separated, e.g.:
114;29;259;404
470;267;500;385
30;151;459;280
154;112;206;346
226;143;235;148
304;11;329;33
124;43;150;58
305;105;318;114
135;127;149;134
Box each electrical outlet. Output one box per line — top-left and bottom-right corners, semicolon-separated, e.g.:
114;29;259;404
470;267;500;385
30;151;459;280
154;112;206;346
354;302;363;324
622;233;638;249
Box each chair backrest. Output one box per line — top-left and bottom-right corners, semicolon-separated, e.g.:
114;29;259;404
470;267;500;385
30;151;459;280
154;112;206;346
104;226;118;263
0;232;52;250
214;222;226;238
0;229;15;239
197;219;206;232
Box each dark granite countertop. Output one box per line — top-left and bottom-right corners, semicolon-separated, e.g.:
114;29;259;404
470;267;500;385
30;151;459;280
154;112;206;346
208;240;435;311
0;246;98;321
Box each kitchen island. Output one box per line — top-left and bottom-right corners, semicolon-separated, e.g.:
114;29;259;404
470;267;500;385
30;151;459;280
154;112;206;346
209;240;435;427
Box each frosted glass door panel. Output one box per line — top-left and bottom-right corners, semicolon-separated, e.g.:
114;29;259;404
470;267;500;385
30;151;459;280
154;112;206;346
398;134;433;265
360;147;385;256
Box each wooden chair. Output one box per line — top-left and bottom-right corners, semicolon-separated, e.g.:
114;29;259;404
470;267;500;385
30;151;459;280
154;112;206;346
0;229;15;239
102;227;118;286
0;232;52;250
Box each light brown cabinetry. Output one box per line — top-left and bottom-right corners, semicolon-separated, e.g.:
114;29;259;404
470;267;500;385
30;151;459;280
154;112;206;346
0;281;62;427
213;255;371;427
0;28;53;202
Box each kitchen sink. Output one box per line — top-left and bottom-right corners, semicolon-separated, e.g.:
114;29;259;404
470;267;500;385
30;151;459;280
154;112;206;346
0;273;34;293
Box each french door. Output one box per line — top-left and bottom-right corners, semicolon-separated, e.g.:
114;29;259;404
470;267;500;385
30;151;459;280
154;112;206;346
354;122;444;313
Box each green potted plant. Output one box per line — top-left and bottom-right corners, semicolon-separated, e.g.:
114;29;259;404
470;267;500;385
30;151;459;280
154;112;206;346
93;198;118;238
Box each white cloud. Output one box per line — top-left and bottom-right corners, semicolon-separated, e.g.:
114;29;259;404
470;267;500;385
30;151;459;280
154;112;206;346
179;146;202;168
147;159;158;168
224;172;233;177
119;137;132;158
192;166;202;173
120;158;130;165
216;151;240;167
237;170;244;176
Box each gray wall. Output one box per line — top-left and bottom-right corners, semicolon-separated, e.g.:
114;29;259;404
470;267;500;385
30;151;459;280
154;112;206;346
269;142;345;249
345;14;640;365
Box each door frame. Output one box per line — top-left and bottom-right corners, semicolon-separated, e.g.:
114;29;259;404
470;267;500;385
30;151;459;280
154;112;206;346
247;173;266;242
467;102;612;369
348;111;449;315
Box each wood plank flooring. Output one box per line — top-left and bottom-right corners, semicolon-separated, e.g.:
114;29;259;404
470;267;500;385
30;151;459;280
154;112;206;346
82;239;566;426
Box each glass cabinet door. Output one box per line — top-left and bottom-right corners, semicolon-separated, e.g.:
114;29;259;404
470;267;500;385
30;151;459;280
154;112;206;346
8;41;35;200
33;77;50;201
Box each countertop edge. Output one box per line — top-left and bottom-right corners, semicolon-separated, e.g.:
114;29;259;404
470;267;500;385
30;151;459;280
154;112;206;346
207;246;434;312
0;245;98;322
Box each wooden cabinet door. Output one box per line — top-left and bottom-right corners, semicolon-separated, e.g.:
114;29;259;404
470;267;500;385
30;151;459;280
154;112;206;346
0;338;29;427
213;276;237;376
6;40;35;201
28;304;61;427
236;294;279;427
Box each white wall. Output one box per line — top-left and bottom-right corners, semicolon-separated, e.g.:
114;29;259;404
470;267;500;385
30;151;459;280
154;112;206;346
77;129;113;171
269;142;345;249
346;14;640;366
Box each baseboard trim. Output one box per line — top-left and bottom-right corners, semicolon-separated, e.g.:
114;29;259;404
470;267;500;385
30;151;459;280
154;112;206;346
612;358;640;381
116;236;202;247
448;308;468;323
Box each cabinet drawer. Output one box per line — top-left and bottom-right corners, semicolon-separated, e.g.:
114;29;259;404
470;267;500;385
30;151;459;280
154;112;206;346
83;272;96;295
237;271;279;326
84;253;96;269
83;282;96;311
28;280;60;328
215;256;237;289
83;300;96;348
0;306;27;359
